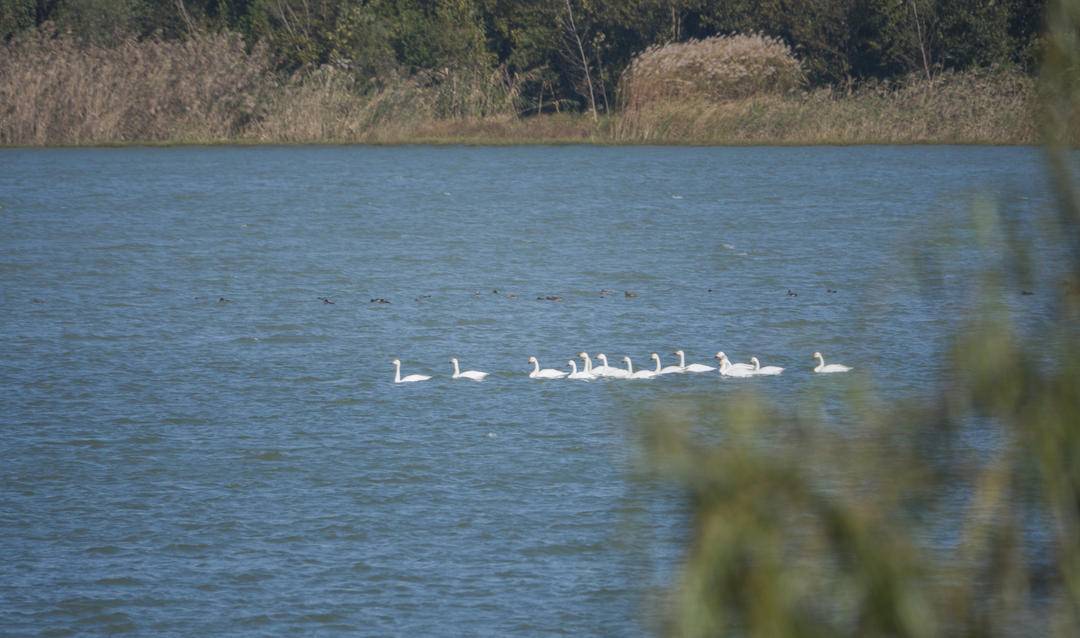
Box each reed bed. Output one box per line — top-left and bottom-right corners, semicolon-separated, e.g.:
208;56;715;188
0;29;1046;146
0;29;521;146
614;69;1040;145
246;66;521;144
0;30;274;145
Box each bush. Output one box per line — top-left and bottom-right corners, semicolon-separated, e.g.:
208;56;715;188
619;33;804;110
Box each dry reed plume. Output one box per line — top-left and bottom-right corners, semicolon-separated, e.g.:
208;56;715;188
620;34;804;110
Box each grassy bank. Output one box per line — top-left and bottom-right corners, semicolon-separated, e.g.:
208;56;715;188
613;72;1040;146
0;31;1049;147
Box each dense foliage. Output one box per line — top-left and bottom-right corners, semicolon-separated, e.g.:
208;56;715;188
0;0;1046;112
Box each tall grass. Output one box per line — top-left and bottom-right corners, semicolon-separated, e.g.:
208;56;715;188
0;28;522;146
0;29;274;145
247;65;522;144
616;68;1039;146
0;28;1048;146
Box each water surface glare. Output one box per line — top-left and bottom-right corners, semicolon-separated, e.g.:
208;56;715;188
0;145;1052;636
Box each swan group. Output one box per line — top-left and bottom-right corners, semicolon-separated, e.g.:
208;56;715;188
393;351;850;382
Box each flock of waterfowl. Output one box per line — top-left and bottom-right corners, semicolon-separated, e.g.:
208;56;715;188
392;351;852;383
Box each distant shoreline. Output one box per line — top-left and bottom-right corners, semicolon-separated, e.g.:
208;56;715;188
2;31;1043;149
0;106;1043;149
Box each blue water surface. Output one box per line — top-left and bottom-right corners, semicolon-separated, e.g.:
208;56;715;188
0;145;1054;636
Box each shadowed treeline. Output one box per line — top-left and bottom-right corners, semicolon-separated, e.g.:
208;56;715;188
0;0;1055;146
636;0;1080;635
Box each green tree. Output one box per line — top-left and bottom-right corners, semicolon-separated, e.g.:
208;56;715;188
0;0;34;42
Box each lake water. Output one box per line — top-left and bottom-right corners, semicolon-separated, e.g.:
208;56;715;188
0;145;1054;635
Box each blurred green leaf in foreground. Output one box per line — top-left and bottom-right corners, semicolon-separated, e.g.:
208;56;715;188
641;2;1080;636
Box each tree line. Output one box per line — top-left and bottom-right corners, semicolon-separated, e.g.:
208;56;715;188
0;0;1046;113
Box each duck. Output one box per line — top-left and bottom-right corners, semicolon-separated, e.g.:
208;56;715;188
624;356;656;379
715;352;754;378
749;357;784;376
567;360;592;380
675;349;715;373
528;356;567;379
393;359;431;383
450;358;488;381
594;353;630;378
813;352;852;373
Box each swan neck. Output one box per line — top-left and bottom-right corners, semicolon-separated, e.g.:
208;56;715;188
532;359;540;373
654;357;661;373
625;359;633;374
678;352;686;367
394;362;402;383
452;360;460;376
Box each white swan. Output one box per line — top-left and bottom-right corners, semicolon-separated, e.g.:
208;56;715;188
594;353;631;378
567;360;592;380
749;356;784;376
675;349;715;373
393;359;431;383
591;353;623;378
577;352;597;378
656;352;684;375
589;353;613;377
624;356;657;379
450;358;488;381
528;356;567;379
715;352;754;378
649;353;666;376
716;352;754;372
813;352;852;373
